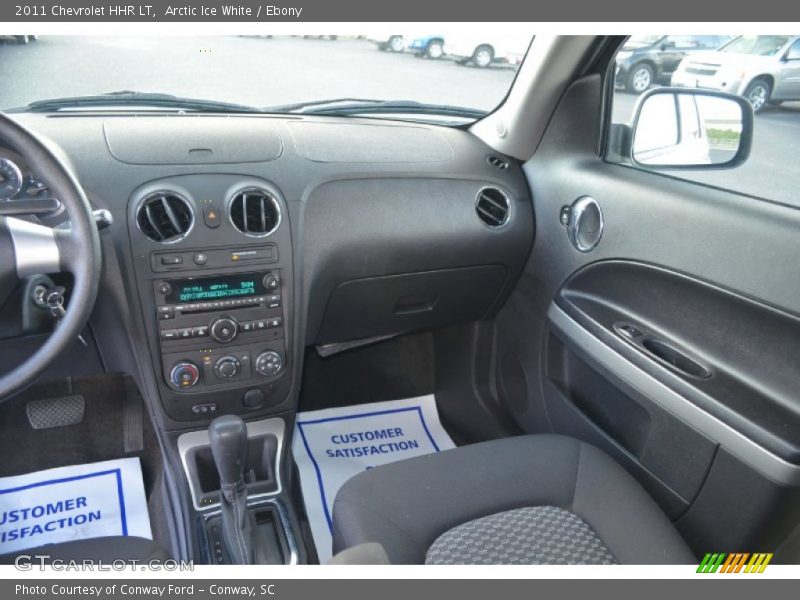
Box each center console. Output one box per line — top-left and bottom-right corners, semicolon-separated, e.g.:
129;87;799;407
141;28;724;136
127;175;295;422
155;270;286;398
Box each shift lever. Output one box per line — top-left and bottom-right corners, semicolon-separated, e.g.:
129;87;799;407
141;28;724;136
209;415;254;564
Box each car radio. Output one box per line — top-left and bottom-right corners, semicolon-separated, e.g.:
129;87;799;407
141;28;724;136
153;270;287;398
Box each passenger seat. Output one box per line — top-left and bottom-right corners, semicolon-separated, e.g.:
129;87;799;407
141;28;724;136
331;434;695;564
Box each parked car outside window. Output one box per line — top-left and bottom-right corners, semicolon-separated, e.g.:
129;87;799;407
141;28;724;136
615;34;731;93
610;34;800;208
672;35;800;113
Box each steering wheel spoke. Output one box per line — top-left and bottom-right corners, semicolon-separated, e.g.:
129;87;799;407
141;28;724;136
2;216;63;277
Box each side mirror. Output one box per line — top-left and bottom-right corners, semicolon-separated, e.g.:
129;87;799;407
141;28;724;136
630;87;753;170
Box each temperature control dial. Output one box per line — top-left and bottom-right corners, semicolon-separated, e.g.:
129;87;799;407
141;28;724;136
209;316;238;343
255;351;283;378
213;355;241;380
169;361;200;389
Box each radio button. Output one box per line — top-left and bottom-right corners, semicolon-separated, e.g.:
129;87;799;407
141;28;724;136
160;329;179;341
193;252;208;266
210;316;238;343
178;328;193;339
192;325;209;337
263;273;280;292
268;318;282;328
240;321;255;332
255;319;269;331
157;282;171;295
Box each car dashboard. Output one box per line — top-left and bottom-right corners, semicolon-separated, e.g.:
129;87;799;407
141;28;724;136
3;112;534;429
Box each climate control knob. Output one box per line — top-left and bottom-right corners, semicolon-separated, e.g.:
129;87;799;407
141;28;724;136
255;351;283;378
209;316;238;343
169;361;200;389
213;355;241;380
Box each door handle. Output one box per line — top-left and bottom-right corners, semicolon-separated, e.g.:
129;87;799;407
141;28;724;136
562;196;603;253
641;337;712;379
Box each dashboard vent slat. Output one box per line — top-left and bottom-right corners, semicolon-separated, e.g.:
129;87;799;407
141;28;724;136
229;188;280;237
475;187;510;228
487;155;510;171
137;192;193;243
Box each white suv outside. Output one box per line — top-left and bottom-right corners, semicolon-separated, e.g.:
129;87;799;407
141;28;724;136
672;35;800;112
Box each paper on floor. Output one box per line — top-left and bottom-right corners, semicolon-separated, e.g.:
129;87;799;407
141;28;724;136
293;395;455;563
0;457;151;555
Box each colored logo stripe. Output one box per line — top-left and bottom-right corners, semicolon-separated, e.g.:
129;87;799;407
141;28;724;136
697;552;773;573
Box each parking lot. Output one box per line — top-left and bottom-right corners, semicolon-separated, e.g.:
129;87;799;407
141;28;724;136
0;35;797;205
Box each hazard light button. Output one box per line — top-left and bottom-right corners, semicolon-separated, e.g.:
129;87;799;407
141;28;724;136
203;203;221;228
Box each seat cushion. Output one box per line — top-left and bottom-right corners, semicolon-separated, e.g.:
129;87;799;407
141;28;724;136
0;536;169;564
425;506;616;565
332;434;695;564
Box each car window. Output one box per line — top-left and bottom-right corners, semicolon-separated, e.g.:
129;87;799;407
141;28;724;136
609;34;800;207
694;36;727;49
720;35;790;56
0;34;533;124
665;35;700;49
786;39;800;60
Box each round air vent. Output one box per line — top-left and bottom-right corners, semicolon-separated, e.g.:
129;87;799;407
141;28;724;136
229;188;281;237
475;186;511;228
136;192;193;243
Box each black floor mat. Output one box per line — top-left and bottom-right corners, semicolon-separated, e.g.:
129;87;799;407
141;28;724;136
0;373;162;499
299;332;435;412
0;373;170;551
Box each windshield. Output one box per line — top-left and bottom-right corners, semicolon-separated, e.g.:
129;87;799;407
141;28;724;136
720;35;791;56
0;35;533;122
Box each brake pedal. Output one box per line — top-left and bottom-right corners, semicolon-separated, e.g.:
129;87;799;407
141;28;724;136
26;395;85;430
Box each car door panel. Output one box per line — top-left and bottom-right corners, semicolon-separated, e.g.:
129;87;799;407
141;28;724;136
554;260;800;465
490;73;800;557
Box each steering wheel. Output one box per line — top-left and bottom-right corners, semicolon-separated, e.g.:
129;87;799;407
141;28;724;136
0;113;101;399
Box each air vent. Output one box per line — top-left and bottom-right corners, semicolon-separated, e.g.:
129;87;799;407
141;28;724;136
229;188;281;237
475;187;510;228
136;192;193;243
487;155;510;171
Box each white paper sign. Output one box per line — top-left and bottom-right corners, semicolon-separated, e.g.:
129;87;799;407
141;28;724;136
0;457;152;555
293;395;455;563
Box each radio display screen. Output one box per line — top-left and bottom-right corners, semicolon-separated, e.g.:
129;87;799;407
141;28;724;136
166;274;265;304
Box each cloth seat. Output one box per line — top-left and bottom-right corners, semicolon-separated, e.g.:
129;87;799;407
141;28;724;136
331;434;695;564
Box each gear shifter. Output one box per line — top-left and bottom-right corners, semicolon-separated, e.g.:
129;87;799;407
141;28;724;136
209;415;254;564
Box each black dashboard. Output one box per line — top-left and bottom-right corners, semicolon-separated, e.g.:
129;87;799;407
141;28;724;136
4;112;534;430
